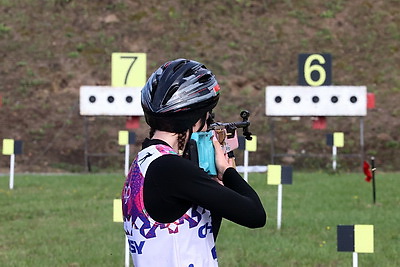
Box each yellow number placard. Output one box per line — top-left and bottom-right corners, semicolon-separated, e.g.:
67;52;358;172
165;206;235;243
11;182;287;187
298;53;331;86
304;54;326;86
112;53;146;87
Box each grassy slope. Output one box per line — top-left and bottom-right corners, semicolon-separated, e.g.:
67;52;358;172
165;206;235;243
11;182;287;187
0;0;399;171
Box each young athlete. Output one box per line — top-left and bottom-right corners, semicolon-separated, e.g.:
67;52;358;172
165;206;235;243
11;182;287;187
121;58;266;266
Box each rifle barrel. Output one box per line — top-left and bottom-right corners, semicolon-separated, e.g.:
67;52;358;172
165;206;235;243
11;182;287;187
208;121;250;130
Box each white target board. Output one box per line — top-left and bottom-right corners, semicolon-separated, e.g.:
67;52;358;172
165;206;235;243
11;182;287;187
265;86;367;116
80;86;144;116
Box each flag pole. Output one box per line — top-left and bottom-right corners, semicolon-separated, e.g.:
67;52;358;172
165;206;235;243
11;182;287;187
277;184;282;230
352;252;358;267
124;144;130;177
243;149;249;182
125;236;130;267
371;157;376;204
124;144;130;266
332;145;337;171
10;154;15;190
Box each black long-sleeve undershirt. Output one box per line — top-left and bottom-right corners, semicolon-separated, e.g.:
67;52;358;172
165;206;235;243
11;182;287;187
142;139;266;240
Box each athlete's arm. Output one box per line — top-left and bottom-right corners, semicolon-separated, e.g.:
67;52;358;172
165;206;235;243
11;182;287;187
144;155;266;229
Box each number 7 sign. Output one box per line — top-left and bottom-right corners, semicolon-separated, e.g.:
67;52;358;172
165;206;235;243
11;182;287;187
112;53;147;87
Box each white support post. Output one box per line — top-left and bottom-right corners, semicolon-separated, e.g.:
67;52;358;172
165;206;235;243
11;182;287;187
277;184;282;230
125;236;130;267
332;146;337;171
9;154;15;190
124;144;130;176
124;145;130;267
243;150;249;182
352;252;358;267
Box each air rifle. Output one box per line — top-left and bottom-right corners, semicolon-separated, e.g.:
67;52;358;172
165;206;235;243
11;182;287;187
189;110;252;176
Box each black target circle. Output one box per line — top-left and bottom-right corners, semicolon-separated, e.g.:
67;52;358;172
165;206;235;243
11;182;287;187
350;96;357;103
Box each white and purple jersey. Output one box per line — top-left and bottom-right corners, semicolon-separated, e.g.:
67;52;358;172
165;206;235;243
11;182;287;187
122;144;218;267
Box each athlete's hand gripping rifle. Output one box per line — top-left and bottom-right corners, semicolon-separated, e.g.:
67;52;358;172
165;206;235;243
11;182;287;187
189;110;252;176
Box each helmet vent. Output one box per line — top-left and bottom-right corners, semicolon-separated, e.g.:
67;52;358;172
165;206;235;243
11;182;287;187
173;60;188;72
183;68;195;77
198;74;212;84
150;79;158;100
162;84;179;105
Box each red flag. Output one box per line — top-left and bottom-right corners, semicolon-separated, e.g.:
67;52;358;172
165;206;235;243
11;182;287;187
363;161;372;182
312;116;327;129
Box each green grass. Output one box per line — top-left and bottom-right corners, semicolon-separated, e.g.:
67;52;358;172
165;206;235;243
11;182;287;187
217;172;400;267
0;173;125;267
0;172;399;266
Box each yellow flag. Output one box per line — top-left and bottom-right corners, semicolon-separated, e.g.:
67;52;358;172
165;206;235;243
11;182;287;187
267;165;281;185
355;225;374;253
2;139;14;155
245;136;257;152
113;199;123;222
334;132;344;147
118;131;129;145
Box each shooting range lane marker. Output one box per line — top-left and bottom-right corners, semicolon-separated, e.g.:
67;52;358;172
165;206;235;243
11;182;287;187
267;165;293;229
2;139;14;155
326;132;344;170
2;139;15;189
242;136;257;182
118;131;136;177
337;224;374;267
2;139;23;190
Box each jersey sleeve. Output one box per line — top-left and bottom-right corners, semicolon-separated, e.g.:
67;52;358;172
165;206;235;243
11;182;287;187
144;155;266;230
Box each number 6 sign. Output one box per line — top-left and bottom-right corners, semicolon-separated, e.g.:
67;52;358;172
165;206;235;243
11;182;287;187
298;53;331;86
112;53;147;87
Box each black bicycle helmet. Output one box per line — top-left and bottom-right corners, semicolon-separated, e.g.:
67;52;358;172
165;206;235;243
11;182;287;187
141;58;220;133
